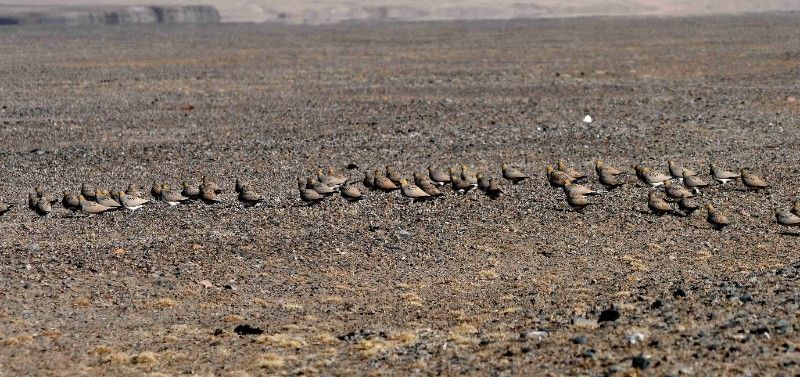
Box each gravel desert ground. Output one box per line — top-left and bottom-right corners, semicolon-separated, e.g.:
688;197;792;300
1;13;800;375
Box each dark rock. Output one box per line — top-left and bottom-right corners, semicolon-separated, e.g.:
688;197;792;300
233;324;263;335
213;328;223;336
673;288;687;298
650;300;663;310
632;354;651;369
739;293;753;303
598;308;620;323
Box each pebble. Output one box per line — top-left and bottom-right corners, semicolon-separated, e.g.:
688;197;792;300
570;335;587;344
520;330;549;339
397;229;411;240
673;288;687;298
739;293;753;303
572;316;599;328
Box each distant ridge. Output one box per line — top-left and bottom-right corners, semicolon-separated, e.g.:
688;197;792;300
0;5;219;26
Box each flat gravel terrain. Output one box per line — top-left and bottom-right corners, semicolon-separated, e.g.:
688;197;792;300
0;13;799;375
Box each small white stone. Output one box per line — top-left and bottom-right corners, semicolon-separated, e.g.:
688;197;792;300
583;115;593;123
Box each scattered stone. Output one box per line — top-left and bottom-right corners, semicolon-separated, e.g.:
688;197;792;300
571;335;587;344
521;330;549;339
213;328;223;336
632;354;651;369
598;309;620;323
199;280;213;289
626;331;646;344
607;363;626;374
397;229;411;241
739;293;753;303
650;300;663;309
572;316;599;328
233;324;263;335
583;115;593;123
27;243;39;252
673;288;687;298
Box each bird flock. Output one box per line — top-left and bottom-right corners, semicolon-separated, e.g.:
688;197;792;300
297;160;800;231
3;160;799;231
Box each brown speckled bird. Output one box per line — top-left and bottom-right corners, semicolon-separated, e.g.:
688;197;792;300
776;209;800;227
547;165;573;188
79;195;111;215
741;169;768;190
374;170;399;192
199;184;221;204
634;165;671;187
558;160;586;181
95;189;121;209
486;178;503;199
238;189;265;207
235;178;249;194
400;179;430;202
298;178;324;204
385;165;403;185
648;191;674;216
706;204;731;230
202;175;222;194
34;197;52;216
339;182;363;202
682;171;709;193
461;165;478;185
428;166;451;185
668;160;696;180
362;171;375;189
598;170;626;190
81;183;97;200
677;197;700;216
62;191;81;212
664;180;694;199
161;184;190;206
566;194;591;212
563;183;598;197
119;192;150;211
182;182;200;199
35;186;57;204
710;164;740;184
501;164;529;184
451;169;476;193
151;181;163;200
126;183;144;198
595;160;624;176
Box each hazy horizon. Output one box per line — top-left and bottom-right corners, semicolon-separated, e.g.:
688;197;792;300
3;0;800;23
